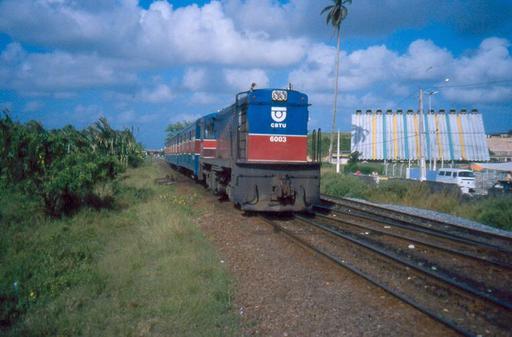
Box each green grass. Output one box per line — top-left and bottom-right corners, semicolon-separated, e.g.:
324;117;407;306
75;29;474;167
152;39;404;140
0;160;238;336
321;169;512;231
321;172;368;199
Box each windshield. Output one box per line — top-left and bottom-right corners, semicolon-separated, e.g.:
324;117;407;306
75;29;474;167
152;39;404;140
458;171;475;178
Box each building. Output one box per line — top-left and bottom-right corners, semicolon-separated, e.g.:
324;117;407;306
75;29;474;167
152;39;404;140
351;109;489;162
487;133;512;162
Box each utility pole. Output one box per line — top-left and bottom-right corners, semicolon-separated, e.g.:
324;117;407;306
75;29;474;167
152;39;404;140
428;94;432;170
419;88;426;181
336;130;340;174
428;90;439;171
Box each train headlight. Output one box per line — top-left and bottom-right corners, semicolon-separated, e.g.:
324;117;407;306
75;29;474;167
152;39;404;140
272;90;288;102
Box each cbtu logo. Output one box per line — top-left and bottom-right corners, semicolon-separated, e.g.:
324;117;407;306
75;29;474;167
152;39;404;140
270;107;287;128
271;107;287;122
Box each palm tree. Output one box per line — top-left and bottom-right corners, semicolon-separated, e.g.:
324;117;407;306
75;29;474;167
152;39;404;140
321;0;352;162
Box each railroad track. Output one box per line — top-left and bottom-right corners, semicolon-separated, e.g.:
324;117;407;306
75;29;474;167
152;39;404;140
319;194;512;255
259;198;512;337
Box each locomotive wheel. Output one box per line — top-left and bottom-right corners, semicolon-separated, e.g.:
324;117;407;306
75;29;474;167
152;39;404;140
242;210;256;217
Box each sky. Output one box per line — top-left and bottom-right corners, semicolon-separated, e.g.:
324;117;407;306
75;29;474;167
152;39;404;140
1;0;511;148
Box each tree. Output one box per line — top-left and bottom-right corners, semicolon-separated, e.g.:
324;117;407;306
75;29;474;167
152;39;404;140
165;121;192;144
321;0;352;162
0;115;144;216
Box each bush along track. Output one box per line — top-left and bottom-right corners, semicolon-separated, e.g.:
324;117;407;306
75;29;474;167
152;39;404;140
321;171;512;231
0;160;239;337
0;114;144;216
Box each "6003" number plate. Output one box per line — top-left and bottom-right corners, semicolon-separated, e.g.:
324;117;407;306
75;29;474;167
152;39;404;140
269;136;287;143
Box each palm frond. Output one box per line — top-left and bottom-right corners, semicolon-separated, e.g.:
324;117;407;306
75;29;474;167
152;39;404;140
320;5;334;15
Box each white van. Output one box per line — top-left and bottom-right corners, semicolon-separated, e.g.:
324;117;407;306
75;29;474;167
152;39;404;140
436;169;475;194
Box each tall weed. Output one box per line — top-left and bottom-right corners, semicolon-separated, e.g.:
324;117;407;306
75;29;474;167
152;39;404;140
321;171;512;231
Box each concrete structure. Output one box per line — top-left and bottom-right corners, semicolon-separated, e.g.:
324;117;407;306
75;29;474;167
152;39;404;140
487;134;512;161
351;109;489;162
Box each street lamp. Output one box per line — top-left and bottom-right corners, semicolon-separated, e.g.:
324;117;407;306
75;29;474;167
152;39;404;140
427;90;438;170
427;90;439;113
419;78;449;178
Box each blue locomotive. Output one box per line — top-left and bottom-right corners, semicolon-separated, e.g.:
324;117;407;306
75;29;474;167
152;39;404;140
165;88;320;212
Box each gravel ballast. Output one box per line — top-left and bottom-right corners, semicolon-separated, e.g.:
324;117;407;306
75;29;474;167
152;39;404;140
345;197;512;238
165;175;458;336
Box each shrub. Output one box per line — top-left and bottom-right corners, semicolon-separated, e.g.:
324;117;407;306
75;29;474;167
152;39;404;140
0;191;42;232
376;179;410;199
41;153;122;216
0;114;145;217
473;196;512;230
344;162;384;175
321;173;369;199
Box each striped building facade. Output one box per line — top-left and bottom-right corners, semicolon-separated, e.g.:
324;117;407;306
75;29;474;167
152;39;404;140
351;109;489;162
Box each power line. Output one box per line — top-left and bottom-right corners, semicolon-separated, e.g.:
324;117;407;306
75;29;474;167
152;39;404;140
352;132;488;147
352;79;512;110
432;79;512;89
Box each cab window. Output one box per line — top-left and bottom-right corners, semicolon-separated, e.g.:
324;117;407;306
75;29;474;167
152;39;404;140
205;121;215;139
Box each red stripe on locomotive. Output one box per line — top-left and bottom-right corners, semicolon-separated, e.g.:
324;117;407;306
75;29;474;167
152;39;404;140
201;139;217;158
194;140;201;154
247;134;307;162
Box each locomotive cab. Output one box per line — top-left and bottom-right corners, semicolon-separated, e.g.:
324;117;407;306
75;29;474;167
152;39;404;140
207;89;320;212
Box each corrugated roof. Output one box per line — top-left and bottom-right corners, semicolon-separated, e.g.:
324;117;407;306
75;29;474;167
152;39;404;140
351;109;489;161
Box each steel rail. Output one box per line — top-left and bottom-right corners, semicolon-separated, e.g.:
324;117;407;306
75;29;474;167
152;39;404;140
315;202;511;255
259;214;475;337
312;211;512;270
320;195;512;253
296;215;512;311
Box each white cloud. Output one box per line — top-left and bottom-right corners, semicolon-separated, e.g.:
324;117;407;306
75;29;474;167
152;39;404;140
224;0;512;39
224;68;269;91
138;1;306;66
72;104;104;125
393;40;453;80
223;0;312;38
443;38;512;103
443;86;512;104
168;112;203;124
117;109;137;124
0;0;306;67
189;92;222;105
344;45;398;89
183;68;207;91
390;83;411;97
358;93;396;109
452;38;512;83
289;37;512;105
137;84;174;103
289;43;400;93
117;109;160;124
288;44;336;92
0;43;136;94
0;0;510;148
0;0;140;54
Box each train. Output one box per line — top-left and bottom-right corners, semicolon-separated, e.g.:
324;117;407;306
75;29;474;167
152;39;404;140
164;88;320;212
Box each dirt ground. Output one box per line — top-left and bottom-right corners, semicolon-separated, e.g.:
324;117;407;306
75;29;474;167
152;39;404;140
168;165;458;337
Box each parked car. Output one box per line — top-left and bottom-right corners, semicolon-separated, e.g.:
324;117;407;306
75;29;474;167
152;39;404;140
436;168;476;194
